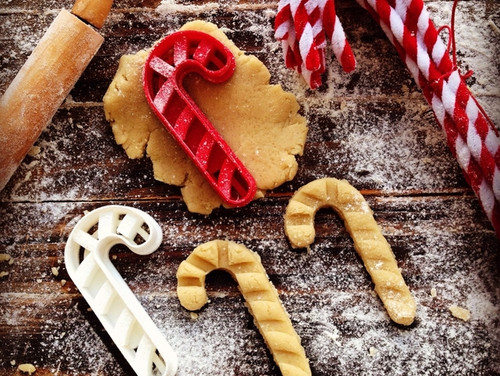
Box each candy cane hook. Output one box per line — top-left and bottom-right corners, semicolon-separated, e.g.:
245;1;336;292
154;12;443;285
283;178;416;326
176;240;311;376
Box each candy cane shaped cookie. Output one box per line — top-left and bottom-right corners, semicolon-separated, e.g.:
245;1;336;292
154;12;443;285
177;240;311;376
284;178;416;326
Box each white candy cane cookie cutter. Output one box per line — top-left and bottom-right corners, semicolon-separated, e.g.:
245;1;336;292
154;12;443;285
64;205;178;376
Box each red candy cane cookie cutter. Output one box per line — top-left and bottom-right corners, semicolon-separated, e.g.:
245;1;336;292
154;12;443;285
143;30;257;208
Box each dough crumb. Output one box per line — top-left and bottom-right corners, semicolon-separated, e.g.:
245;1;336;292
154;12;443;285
449;304;471;321
0;253;11;262
51;266;59;277
0;271;9;278
430;287;437;297
369;347;378;357
60;279;67;286
488;17;500;35
18;363;36;375
27;145;41;157
190;312;199;320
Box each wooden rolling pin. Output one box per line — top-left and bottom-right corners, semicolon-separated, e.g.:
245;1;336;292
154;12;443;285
0;0;113;191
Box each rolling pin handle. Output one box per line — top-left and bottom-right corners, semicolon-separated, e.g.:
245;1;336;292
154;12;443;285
72;0;114;29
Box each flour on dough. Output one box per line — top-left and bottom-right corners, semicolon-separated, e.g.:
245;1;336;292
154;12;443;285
103;21;308;214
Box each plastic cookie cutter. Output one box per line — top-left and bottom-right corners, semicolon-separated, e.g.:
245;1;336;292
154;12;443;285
64;205;178;376
143;30;257;208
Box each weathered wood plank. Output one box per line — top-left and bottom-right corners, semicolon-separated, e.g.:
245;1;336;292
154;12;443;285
0;97;472;203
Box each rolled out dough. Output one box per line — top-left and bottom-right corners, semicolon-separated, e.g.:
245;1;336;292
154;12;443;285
103;21;308;214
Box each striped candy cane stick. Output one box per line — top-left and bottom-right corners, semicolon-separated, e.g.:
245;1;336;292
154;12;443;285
322;0;356;72
275;0;356;88
357;0;500;236
390;0;500;204
291;0;326;87
387;0;454;74
275;0;300;69
362;0;500;190
275;0;316;85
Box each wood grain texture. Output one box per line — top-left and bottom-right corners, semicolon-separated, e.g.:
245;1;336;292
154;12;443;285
0;1;499;375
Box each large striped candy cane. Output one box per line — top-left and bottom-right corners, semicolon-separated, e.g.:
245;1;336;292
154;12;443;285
275;0;500;237
390;0;500;205
357;0;500;236
275;0;356;88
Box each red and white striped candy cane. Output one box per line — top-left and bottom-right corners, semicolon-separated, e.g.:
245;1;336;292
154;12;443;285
275;0;356;88
356;0;500;236
275;0;500;237
392;0;500;206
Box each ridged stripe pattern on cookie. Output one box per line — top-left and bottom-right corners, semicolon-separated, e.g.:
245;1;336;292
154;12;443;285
284;178;416;326
177;240;311;376
354;0;500;237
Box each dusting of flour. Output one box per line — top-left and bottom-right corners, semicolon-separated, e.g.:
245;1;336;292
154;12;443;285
0;1;499;375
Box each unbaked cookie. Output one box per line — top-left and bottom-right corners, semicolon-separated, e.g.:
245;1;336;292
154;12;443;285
177;240;311;376
103;21;308;214
284;178;416;326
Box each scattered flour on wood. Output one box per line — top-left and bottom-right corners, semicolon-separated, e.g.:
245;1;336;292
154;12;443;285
0;1;499;375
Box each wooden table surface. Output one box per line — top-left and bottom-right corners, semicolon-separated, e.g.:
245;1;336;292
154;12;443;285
1;1;499;375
